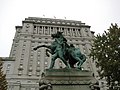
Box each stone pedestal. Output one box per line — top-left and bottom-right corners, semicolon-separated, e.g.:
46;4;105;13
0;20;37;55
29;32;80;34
42;69;95;90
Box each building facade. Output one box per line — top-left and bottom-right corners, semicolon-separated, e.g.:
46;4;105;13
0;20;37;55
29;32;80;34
3;17;100;90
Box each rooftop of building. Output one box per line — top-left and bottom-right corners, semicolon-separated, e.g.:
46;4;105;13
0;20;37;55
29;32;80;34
22;17;90;28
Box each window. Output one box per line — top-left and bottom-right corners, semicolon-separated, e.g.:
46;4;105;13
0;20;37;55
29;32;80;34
22;49;25;53
28;71;32;76
47;21;51;23
42;21;46;23
15;41;19;43
14;45;17;47
19;64;23;68
30;55;33;58
23;44;26;47
33;29;36;34
69;39;72;42
21;54;24;58
38;55;40;57
36;66;40;71
85;28;88;32
30;59;33;62
7;64;11;69
24;36;27;38
45;26;48;29
51;27;53;29
62;22;65;24
17;30;21;33
26;24;30;28
87;33;89;37
20;59;24;62
31;45;34;47
38;51;41;53
37;61;40;65
72;23;75;25
26;30;28;32
32;36;35;39
67;23;70;25
36;72;40;76
34;26;36;28
76;23;80;26
45;42;48;44
29;66;32;70
40;26;42;29
12;54;15;57
21;53;24;55
6;70;10;74
38;41;41;44
13;49;16;52
18;70;22;75
45;61;48;65
52;21;55;24
57;27;59;30
57;22;60;24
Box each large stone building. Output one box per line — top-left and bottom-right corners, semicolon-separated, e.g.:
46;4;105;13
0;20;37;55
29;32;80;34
2;17;99;90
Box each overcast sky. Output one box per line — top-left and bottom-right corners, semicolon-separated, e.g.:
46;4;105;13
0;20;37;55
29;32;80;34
0;0;120;57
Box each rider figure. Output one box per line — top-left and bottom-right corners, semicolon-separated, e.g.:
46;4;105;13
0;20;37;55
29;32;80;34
54;31;68;56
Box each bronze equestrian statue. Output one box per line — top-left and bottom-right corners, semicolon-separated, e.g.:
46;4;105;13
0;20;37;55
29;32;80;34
34;31;86;69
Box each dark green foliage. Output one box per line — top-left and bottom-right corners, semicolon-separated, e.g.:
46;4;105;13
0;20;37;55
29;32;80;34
90;24;120;86
0;58;7;90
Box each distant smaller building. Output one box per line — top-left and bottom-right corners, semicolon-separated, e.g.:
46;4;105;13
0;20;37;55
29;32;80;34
1;57;15;75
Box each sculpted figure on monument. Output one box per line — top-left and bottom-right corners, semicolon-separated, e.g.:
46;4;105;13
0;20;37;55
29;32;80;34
34;31;86;69
39;80;53;90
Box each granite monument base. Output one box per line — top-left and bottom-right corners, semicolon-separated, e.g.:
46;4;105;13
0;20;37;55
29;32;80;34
42;69;95;90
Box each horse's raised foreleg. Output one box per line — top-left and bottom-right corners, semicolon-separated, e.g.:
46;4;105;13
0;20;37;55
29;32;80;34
33;45;45;50
33;45;51;50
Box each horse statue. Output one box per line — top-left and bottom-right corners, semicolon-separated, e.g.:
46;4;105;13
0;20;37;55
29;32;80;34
34;32;71;69
34;31;86;69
